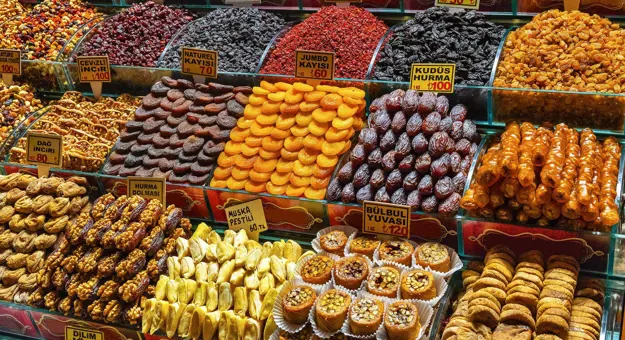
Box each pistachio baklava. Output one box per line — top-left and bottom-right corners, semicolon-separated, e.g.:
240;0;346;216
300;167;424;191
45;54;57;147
366;266;400;298
301;255;334;285
385;301;421;340
283;285;317;325
333;255;369;290
349;297;384;335
315;289;351;332
349;236;380;259
379;239;414;266
320;230;348;255
400;269;436;300
414;242;451;272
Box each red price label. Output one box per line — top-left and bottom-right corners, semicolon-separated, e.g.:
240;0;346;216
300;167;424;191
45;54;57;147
363;201;411;238
410;63;456;94
25;133;62;168
181;47;218;79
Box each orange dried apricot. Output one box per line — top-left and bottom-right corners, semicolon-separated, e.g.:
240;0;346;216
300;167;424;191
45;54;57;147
289;174;311;187
241;144;260;157
313;164;333;178
271;171;290;185
325;127;350;142
340;140;352;154
320;93;343;110
227;177;247;190
244;105;262;120
253;158;278;173
309;120;329;137
245;135;264;147
276;158;295;173
284;136;304;152
229;127;251;142
248;94;267;106
235;154;257;169
317;153;338;168
275;115;296;130
285;88;304;104
353;117;364;131
245;180;267;193
260;81;279;93
311;176;331;189
312;108;337;123
293;160;314;177
210;178;227;188
293;82;314;92
316;85;340;93
300;101;320;113
321;140;347;156
267;91;286;102
298;147;320;165
285;184;307;197
249;169;272;182
337;103;359;118
261;101;280;115
224;141;243;156
347;128;356;139
290;125;309;137
252;87;270;96
262;136;284;152
250;122;273;137
303;134;324;151
332;116;354;130
213;166;233;180
237;118;255;129
231;167;250;180
266;182;287;195
305;187;326;200
218;153;237;167
343;96;363;106
280;148;299;161
280;102;300;115
295;112;313;127
259;148;281;160
275;82;293;91
338;87;365;100
271;127;291;140
256;113;278;125
304;90;326;102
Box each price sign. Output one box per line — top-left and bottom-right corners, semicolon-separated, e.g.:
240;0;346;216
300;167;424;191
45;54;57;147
26;132;62;177
127;176;166;206
225;199;268;241
410;63;456;94
0;49;21;85
295;50;335;81
65;326;104;340
435;0;479;9
181;47;218;79
363;201;410;238
76;56;111;82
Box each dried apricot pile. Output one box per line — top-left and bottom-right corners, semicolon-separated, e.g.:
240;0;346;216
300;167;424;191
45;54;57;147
210;81;365;200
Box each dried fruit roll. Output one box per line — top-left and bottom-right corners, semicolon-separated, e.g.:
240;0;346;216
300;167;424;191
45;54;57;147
576;128;598;205
542;200;562;221
581;165;601;223
535;184;552;205
517;122;536;187
540;124;568;188
532;127;553;167
552;129;580;204
460;183;490;210
498;122;521;177
516;183;536;205
599;137;621;226
476;143;502;186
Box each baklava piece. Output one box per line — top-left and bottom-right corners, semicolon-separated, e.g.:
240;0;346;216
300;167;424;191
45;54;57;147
379;239;414;266
301;255;334;285
349;297;384;335
333;255;369;290
384;301;421;340
367;266;400;298
283;285;317;325
349;236;380;259
320;230;348;255
315;289;351;332
414;242;451;272
400;269;436;300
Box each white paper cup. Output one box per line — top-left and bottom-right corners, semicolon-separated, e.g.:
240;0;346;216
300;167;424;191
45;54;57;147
295;251;340;292
332;253;374;296
340;290;388;339
309;284;353;339
412;244;463;279
375;300;434;340
273;278;324;334
374;239;419;269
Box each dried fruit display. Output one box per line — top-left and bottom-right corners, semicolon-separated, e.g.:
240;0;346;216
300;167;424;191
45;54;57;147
0;83;44;147
142;224;300;339
260;6;388;79
103;78;249;185
29;193;192;325
328;90;478;216
0;174;90;304
158;8;285;73
210;81;366;200
0;0;101;61
374;8;505;85
9;92;139;173
0;0;27;19
461;122;621;231
73;2;193;67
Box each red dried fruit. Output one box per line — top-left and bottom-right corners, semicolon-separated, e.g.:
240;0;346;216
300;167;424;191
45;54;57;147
167;89;185;102
179;153;197;163
178;79;194;89
189;104;205;113
182;136;204;154
168;134;184;148
434;176;453;200
356;184;373;204
171;99;192;117
417;93;437;115
369;95;388;113
450;121;463;141
147;146;165;159
119;166;140;177
226;101;244;118
455;139;471;156
403;171;419;191
460;155;471;174
422;111;441;135
374;187;391;203
462;120;479;142
450;104;468;122
134;108;155;121
103;163;121;175
162;77;178;87
379;130;396;153
142;94;162;109
125;121;143;133
418;174;433;195
151;82;170;96
209;83;234;93
138;132;157;145
358;128;378;153
203;142;225;156
199;115;218;127
428;131;450;158
136;167;156;177
421;195;438;213
385;89;404;113
233;86;252;94
439;117;453;134
152;134;170;148
385;169;402;193
406;114;423;137
398;154;415;174
234;92;249;106
178;121;200;137
184;89;197;101
407;190;421;211
391;188;407;205
163;147;182;160
414;153;431;174
394;133;411;159
369;168;385;189
173;162;192;175
197;152;215;165
349;144;367;167
367;148;383;169
435;96;450;116
352;164;371;189
401;90;419;115
154;108;171;120
169;172;189;183
124;154;143;168
452;172;466;193
449;152;462;173
214;93;234;104
143;157;160;169
438;193;461;215
194;92;213;105
412;133;428;154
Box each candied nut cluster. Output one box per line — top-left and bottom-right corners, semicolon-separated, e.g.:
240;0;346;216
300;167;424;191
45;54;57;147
9;92;139;172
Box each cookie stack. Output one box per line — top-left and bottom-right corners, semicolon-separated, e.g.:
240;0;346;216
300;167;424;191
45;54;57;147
568;278;604;340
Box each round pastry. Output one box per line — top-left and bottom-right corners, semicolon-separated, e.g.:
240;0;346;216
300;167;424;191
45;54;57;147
315;289;352;332
384;301;421;340
379;239;414;266
320;230;348;255
349;297;384;335
333;255;369;290
283;285;317;325
349;236;380;259
400;269;436;300
366;266;400;298
414;242;451;272
301;255;334;285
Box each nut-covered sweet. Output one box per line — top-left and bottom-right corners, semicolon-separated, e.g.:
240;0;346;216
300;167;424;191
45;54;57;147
97;252;123;279
77;277;99;301
115;249;147;281
97;280;120;301
301;255;334;284
118;270;149;303
77;248;103;274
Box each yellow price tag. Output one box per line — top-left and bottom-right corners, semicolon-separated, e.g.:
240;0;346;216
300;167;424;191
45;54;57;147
65;326;104;340
362;201;411;238
181;47;218;78
0;49;21;75
295;50;335;81
127;176;166;206
225;199;268;240
26;133;62;167
435;0;480;9
410;63;456;94
76;56;111;83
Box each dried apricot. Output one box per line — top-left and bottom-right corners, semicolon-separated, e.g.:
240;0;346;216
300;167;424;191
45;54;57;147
262;136;284;152
285;89;304;104
276;159;295;173
260;81;279;93
309;120;330;137
249;169;272;182
218;153;237;167
295;112;313;127
275;115;296;130
237;118;254;129
290;125;309;137
332;116;354;130
285;184;307;197
317;154;338;168
245;180;267;193
320;93;343;110
300;101;320;113
325;127;350;142
266;182;287;195
261;101;280;115
290;174;310;188
231;167;250;180
235;155;257;169
343;96;363;106
252;87;270;96
245;135;264;147
225;141;243;156
305;187;326;200
338;87;365;100
229;127;251;142
227;177;247;190
311;176;331;189
210;178;227;188
321;141;347;156
284;136;304;152
347;128;356;139
253;158;278;173
256;113;278;126
213;166;233;180
298;147;320;165
241;144;260;157
313;164;333;178
275;82;293;91
316;85;340;93
250;122;273;136
267;91;286;102
244;105;262;119
293;160;314;177
340;140;352;154
271;171;290;185
248;94;267;106
353;117;364;131
293;82;314;92
280;103;300;115
337;103;359;118
303;134;324;150
304;91;326;102
312;108;337;123
280;148;299;161
271;128;291;140
259;149;281;160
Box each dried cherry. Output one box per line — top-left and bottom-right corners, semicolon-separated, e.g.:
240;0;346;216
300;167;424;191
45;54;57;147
367;148;383;169
403;171;419;191
382;151;397;172
356;184;374;204
379;130;396;153
414;153;431;174
422;111;441;135
358;128;378;153
374;187;391;203
369;169;385;189
349;144;367;167
352;164;371;189
450;104;468;122
406;114;422;137
341;183;356;204
385;169;403;193
401;90;419;115
421;195;438;213
337;162;354;184
438;193;461;215
391;111;407;134
418;175;433;195
391;188;407;205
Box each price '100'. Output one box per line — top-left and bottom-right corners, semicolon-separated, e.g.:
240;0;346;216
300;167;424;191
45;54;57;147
85;72;110;81
1;65;16;73
382;224;407;236
428;81;452;91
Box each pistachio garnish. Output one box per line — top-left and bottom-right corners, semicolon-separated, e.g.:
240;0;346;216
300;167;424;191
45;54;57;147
387;303;416;326
418;243;447;263
284;286;314;306
351;298;380;321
